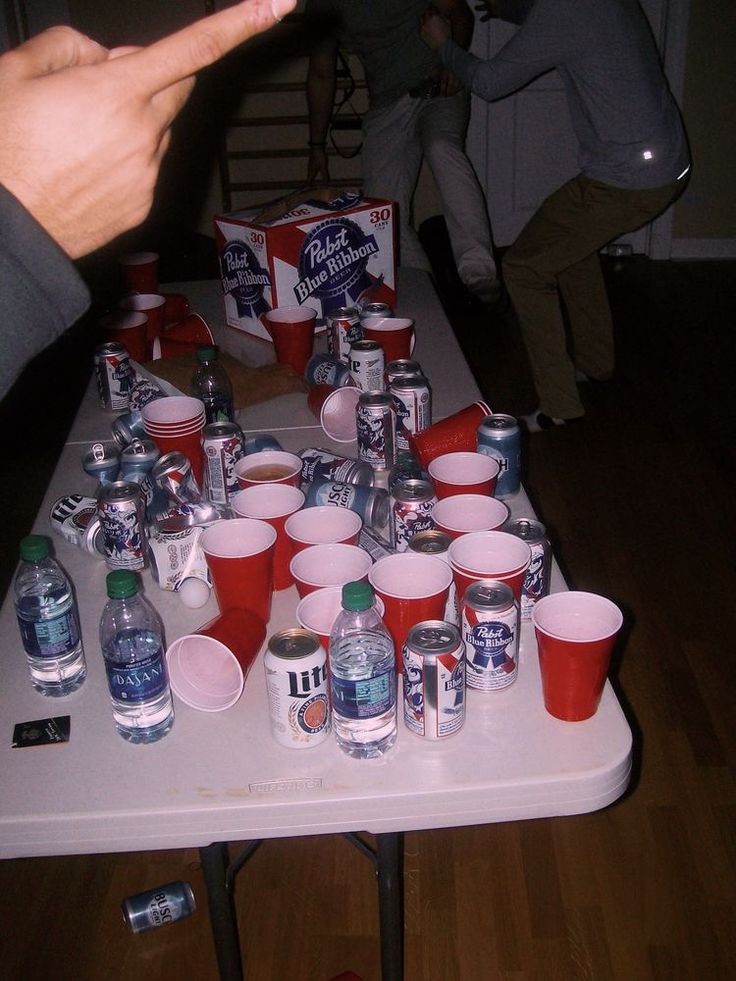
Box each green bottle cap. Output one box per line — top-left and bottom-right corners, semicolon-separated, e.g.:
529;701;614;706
341;580;374;612
106;570;139;599
196;345;217;363
19;535;50;561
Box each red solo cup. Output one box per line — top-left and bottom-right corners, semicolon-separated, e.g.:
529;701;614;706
290;543;373;599
99;310;148;363
163;293;192;325
200;518;277;622
428;451;500;499
296;585;385;653
147;429;205;485
165;608;266;711
408;401;492;468
262;306;317;376
233;450;302;489
141;396;206;428
163;312;213;345
448;530;531;602
120;292;167;356
307;384;360;442
432;494;509;539
152;335;201;359
230;484;305;590
532;591;623;721
285;505;363;554
361;317;415;363
119;251;159;294
368;553;453;672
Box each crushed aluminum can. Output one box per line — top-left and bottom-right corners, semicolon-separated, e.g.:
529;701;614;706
82;442;120;486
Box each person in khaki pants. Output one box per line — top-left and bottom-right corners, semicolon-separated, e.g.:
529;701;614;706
421;0;690;430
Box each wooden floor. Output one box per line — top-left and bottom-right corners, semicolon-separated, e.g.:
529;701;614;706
1;251;735;981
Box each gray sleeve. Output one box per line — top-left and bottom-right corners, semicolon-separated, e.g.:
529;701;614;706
0;184;90;401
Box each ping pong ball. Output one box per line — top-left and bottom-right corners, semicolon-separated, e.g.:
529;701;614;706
178;577;210;609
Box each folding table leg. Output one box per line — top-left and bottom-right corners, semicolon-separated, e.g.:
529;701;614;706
199;842;244;981
375;832;404;981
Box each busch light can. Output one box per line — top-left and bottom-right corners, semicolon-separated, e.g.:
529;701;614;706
477;413;521;498
462;580;519;691
504;517;551;620
122;882;196;933
111;409;147;448
390;478;437;553
349;339;385;392
299;448;373;487
97;481;147;570
403;620;465;739
390;375;432;452
119;438;160;485
360;301;393;320
385;359;422;386
264;629;330;748
303;477;389;532
82;442;120;485
243;433;282;455
326;306;362;361
152;452;203;505
95;342;133;412
408;529;458;625
49;495;105;558
202;421;244;505
305;353;353;388
357;391;395;471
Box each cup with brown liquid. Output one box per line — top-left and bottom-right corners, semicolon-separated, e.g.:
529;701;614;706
233;450;302;490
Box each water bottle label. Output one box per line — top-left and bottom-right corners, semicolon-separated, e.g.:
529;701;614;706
331;667;396;720
106;650;168;703
17;608;80;659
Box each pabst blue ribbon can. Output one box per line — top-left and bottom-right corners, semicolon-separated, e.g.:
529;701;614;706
202;421;244;505
462;580;519;690
390;375;432;452
408;529;458;626
326;306;362;361
504;517;551;619
152;451;203;505
305;353;354;388
356;391;395;471
299;448;374;487
97;481;147;570
403;620;465;739
477;413;521;498
390;478;437;553
349;339;385;392
95;342;134;412
264;629;330;748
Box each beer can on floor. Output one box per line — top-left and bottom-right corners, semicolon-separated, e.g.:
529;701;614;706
349;339;385;392
299;448;373;487
326;306;362;361
477;413;521;498
95;342;133;412
385;359;422;386
359;301;393;321
122;881;196;933
408;529;458;625
119;438;160;485
97;480;147;570
504;517;551;619
390;375;432;452
403;620;465;739
305;353;354;388
303;477;389;533
152;451;203;505
202;421;244;505
357;391;395;471
390;478;437;553
462;580;519;691
264;629;330;748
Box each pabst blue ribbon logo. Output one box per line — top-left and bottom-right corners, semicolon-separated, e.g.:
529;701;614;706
220;240;270;318
525;551;544;599
469;622;513;668
295;217;378;304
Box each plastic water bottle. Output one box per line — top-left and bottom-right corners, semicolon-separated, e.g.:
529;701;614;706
191;344;234;423
99;570;174;743
328;580;397;759
14;535;87;696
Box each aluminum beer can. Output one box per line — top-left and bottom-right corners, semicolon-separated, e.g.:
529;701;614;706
264;629;330;748
303;477;389;532
119;438;160;485
462;580;519;691
122;881;196;933
408;528;458;625
504;517;551;619
390;478;437;553
356;391;395;471
390;375;432;452
82;442;120;485
152;451;203;505
360;301;393;320
49;495;105;557
385;359;422;386
326;306;362;361
202;421;244;505
128;376;164;411
95;342;133;412
97;480;147;570
349;339;385;392
243;433;282;455
388;452;427;493
403;620;465;739
477;413;521;498
305;353;353;388
111;409;147;448
299;448;374;487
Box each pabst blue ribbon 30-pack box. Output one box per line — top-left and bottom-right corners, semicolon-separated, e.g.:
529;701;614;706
214;192;396;341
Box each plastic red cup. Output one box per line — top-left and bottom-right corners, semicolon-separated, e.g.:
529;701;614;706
532;591;624;721
428;451;500;499
99;310;148;363
119;292;167;356
290;543;373;599
163;293;192;325
233;450;302;489
296;585;385;653
163;312;213;345
200;519;277;622
448;530;531;603
432;494;509;539
230;484;305;590
263;306;317;376
307;384;360;442
361;317;416;363
119;251;159;294
285;505;363;554
408;401;492;468
165;608;266;711
368;553;453;671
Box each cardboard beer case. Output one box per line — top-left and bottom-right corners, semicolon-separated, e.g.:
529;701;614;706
214;189;397;341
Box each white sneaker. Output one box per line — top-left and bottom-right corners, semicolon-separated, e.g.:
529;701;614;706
520;410;567;433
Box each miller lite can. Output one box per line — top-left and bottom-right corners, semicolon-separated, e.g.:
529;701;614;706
356;391;395;471
477;413;521;498
462;580;519;691
122;881;196;933
97;481;147;570
403;620;465;739
95;342;133;412
504;517;551;619
49;494;105;558
349;339;385;392
202;421;244;505
408;529;458;625
390;478;437;553
264;629;330;748
326;306;362;361
390;375;432;452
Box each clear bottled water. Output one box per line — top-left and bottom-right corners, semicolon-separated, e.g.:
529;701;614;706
99;571;174;743
329;581;397;759
14;535;86;696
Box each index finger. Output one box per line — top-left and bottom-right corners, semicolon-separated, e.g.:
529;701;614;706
120;0;296;95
